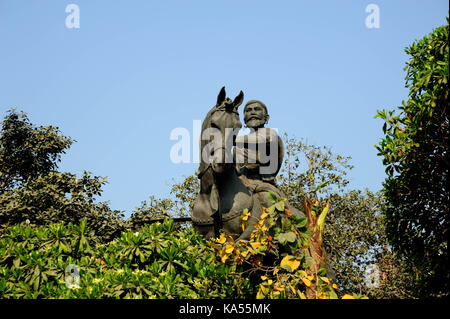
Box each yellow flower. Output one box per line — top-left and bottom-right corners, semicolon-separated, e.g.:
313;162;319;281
224;245;234;254
250;242;261;248
288;284;297;295
280;255;300;272
301;277;312;287
241;209;251;221
217;234;226;244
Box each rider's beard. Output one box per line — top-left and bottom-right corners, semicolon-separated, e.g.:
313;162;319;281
246;118;265;129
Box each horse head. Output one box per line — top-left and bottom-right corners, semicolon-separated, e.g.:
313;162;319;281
199;86;244;176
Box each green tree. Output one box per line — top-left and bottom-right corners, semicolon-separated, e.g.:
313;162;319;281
370;248;416;299
323;190;385;297
127;175;199;230
0;109;73;190
0;109;126;242
127;196;177;229
277;134;394;297
375;19;449;297
168;175;199;217
278;133;353;203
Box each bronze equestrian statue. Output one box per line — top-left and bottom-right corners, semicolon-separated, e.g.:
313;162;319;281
192;87;304;240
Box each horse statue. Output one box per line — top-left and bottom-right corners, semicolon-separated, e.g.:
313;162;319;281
192;87;262;239
192;87;304;240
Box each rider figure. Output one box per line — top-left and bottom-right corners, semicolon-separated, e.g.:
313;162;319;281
234;100;302;216
235;100;282;184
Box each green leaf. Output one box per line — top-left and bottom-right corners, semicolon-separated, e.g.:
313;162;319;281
330;290;338;299
13;258;21;268
317;203;330;241
267;192;277;203
305;256;315;267
317;267;327;276
281;263;292;272
276;233;288;245
268;205;275;214
276;232;296;245
294;217;307;228
275;201;285;211
284;232;296;243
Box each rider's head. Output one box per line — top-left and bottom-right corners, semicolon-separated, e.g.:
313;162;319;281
243;100;270;129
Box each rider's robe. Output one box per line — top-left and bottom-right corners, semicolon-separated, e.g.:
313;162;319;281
234;128;304;218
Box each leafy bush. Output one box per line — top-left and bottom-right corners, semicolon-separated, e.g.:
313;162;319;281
0;191;367;299
211;194;364;299
0;219;253;298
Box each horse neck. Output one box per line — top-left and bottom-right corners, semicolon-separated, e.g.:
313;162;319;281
214;165;240;193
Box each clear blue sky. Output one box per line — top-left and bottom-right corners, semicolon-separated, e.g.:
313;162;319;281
0;1;448;218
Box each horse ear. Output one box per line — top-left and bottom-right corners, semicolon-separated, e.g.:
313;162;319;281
217;86;226;106
233;90;244;109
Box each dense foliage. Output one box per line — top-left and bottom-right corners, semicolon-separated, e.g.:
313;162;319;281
0;219;251;298
127;176;198;230
323;190;384;296
0;110;126;242
0;109;73;190
211;194;363;299
1;191;366;299
277;135;403;298
375;18;449;297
